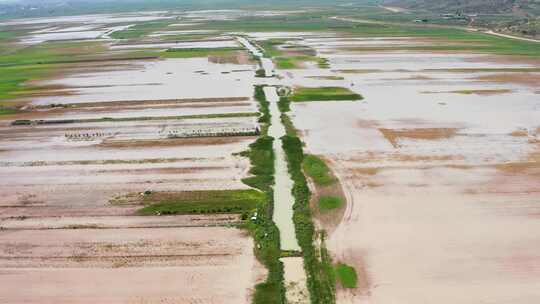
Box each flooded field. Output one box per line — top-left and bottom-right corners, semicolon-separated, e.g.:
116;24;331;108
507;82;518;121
1;6;539;304
0;10;272;303
280;34;540;303
31;58;257;105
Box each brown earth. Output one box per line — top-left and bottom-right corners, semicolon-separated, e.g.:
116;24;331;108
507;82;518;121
475;73;540;87
378;128;459;148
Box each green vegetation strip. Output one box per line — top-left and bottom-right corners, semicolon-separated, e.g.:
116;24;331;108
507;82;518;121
240;136;275;191
282;135;336;304
275;56;329;69
12;112;258;126
241;86;286;304
243;137;286;304
254;85;271;125
137;189;264;216
163;47;243;58
334;263;358;289
290;87;363;102
0;107;19;116
277;88;336;302
303;155;336;186
278;95;297;138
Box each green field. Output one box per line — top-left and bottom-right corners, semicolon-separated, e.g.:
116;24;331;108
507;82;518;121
163;47;244;58
137;189;265;215
290;87;363;102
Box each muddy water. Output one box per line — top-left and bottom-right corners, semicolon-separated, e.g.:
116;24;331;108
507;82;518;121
264;86;300;251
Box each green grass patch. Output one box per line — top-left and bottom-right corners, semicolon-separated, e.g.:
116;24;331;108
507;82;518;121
318;196;343;212
290;87;363;102
275;55;329;69
277;96;291;113
0;107;19;115
275;57;297;69
334;263;358;289
137;189;265;215
303;155;335;186
241;136;275;192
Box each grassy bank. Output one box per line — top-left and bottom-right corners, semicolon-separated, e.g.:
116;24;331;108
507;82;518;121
278;89;341;303
243;137;285;304
290;87;363;102
303;155;336;186
281;135;336;304
242;86;285;304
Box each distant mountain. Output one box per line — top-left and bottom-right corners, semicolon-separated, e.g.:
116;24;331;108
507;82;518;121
381;0;539;15
381;0;540;37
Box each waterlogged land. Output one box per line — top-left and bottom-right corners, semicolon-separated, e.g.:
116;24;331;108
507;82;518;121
0;6;539;304
253;19;540;304
0;10;270;304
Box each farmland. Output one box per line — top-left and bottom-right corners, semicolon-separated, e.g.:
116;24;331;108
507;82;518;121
0;3;539;304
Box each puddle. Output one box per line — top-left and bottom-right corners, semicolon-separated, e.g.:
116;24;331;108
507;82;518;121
282;257;309;304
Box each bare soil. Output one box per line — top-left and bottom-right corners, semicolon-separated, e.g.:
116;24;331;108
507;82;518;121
378;128;459;148
475;73;540;87
0;227;265;304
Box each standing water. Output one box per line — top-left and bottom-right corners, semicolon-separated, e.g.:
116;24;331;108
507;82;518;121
264;86;300;251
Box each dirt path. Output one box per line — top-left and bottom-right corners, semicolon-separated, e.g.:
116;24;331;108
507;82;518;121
484;30;540;43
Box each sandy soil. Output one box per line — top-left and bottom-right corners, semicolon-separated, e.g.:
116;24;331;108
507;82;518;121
0;214;241;230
